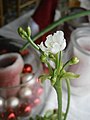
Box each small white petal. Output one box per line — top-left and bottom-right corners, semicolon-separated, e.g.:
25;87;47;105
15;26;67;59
45;34;53;47
51;43;60;54
54;31;64;43
38;42;47;52
60;38;66;50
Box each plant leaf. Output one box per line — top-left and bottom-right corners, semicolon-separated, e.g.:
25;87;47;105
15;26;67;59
62;72;80;79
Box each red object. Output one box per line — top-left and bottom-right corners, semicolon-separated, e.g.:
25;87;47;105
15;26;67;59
7;112;17;120
20;49;29;56
24;105;31;113
23;64;33;73
34;98;40;105
37;87;43;95
32;0;58;44
32;0;58;31
18;103;31;117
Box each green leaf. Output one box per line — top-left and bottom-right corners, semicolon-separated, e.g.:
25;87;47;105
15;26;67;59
62;72;80;79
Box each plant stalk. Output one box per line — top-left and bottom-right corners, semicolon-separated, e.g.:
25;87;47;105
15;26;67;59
54;79;63;120
63;79;71;120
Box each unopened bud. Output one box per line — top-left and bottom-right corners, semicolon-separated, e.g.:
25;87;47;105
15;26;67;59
69;57;79;65
26;26;31;37
18;27;27;39
40;55;47;63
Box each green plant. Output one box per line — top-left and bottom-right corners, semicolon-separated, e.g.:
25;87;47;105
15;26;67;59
18;10;90;120
18;27;79;120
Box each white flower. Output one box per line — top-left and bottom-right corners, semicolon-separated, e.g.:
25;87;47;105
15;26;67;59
38;31;66;54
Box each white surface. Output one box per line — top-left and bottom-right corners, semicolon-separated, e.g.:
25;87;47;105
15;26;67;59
42;84;90;120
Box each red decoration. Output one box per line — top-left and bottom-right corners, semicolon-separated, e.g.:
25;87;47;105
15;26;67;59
34;98;40;105
32;83;43;95
7;112;17;120
24;105;31;113
37;87;43;95
18;103;31;117
23;64;33;73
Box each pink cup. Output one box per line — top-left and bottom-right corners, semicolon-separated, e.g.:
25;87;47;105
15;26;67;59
0;53;24;98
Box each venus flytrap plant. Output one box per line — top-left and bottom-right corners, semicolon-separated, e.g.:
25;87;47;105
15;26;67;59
18;26;79;120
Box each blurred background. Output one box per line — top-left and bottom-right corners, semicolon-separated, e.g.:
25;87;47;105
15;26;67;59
0;0;90;27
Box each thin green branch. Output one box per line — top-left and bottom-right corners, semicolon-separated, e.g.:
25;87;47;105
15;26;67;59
64;79;71;120
54;79;63;120
20;41;29;51
32;10;90;41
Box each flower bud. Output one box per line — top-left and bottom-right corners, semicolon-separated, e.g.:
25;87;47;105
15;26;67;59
26;26;31;37
69;56;79;65
18;27;27;39
40;55;47;63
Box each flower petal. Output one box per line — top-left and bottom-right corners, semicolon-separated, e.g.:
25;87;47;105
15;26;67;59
45;34;53;47
38;42;47;52
38;30;66;54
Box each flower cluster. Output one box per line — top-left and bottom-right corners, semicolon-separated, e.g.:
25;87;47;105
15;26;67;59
18;26;79;120
38;31;66;54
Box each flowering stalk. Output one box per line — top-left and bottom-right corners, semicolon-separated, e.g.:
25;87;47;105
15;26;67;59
18;27;39;51
54;78;63;120
18;27;80;120
64;79;70;120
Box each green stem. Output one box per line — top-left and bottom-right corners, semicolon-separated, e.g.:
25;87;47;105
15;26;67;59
27;36;39;51
56;53;59;70
32;10;90;41
58;51;62;73
46;61;53;75
20;41;29;51
60;60;70;72
64;79;71;120
54;79;62;120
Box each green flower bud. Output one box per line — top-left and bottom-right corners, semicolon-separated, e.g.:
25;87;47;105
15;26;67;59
18;27;27;39
40;55;47;63
69;56;79;65
26;26;31;37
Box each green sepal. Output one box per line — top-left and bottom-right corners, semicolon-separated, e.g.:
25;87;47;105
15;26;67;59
40;54;47;63
62;72;80;79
